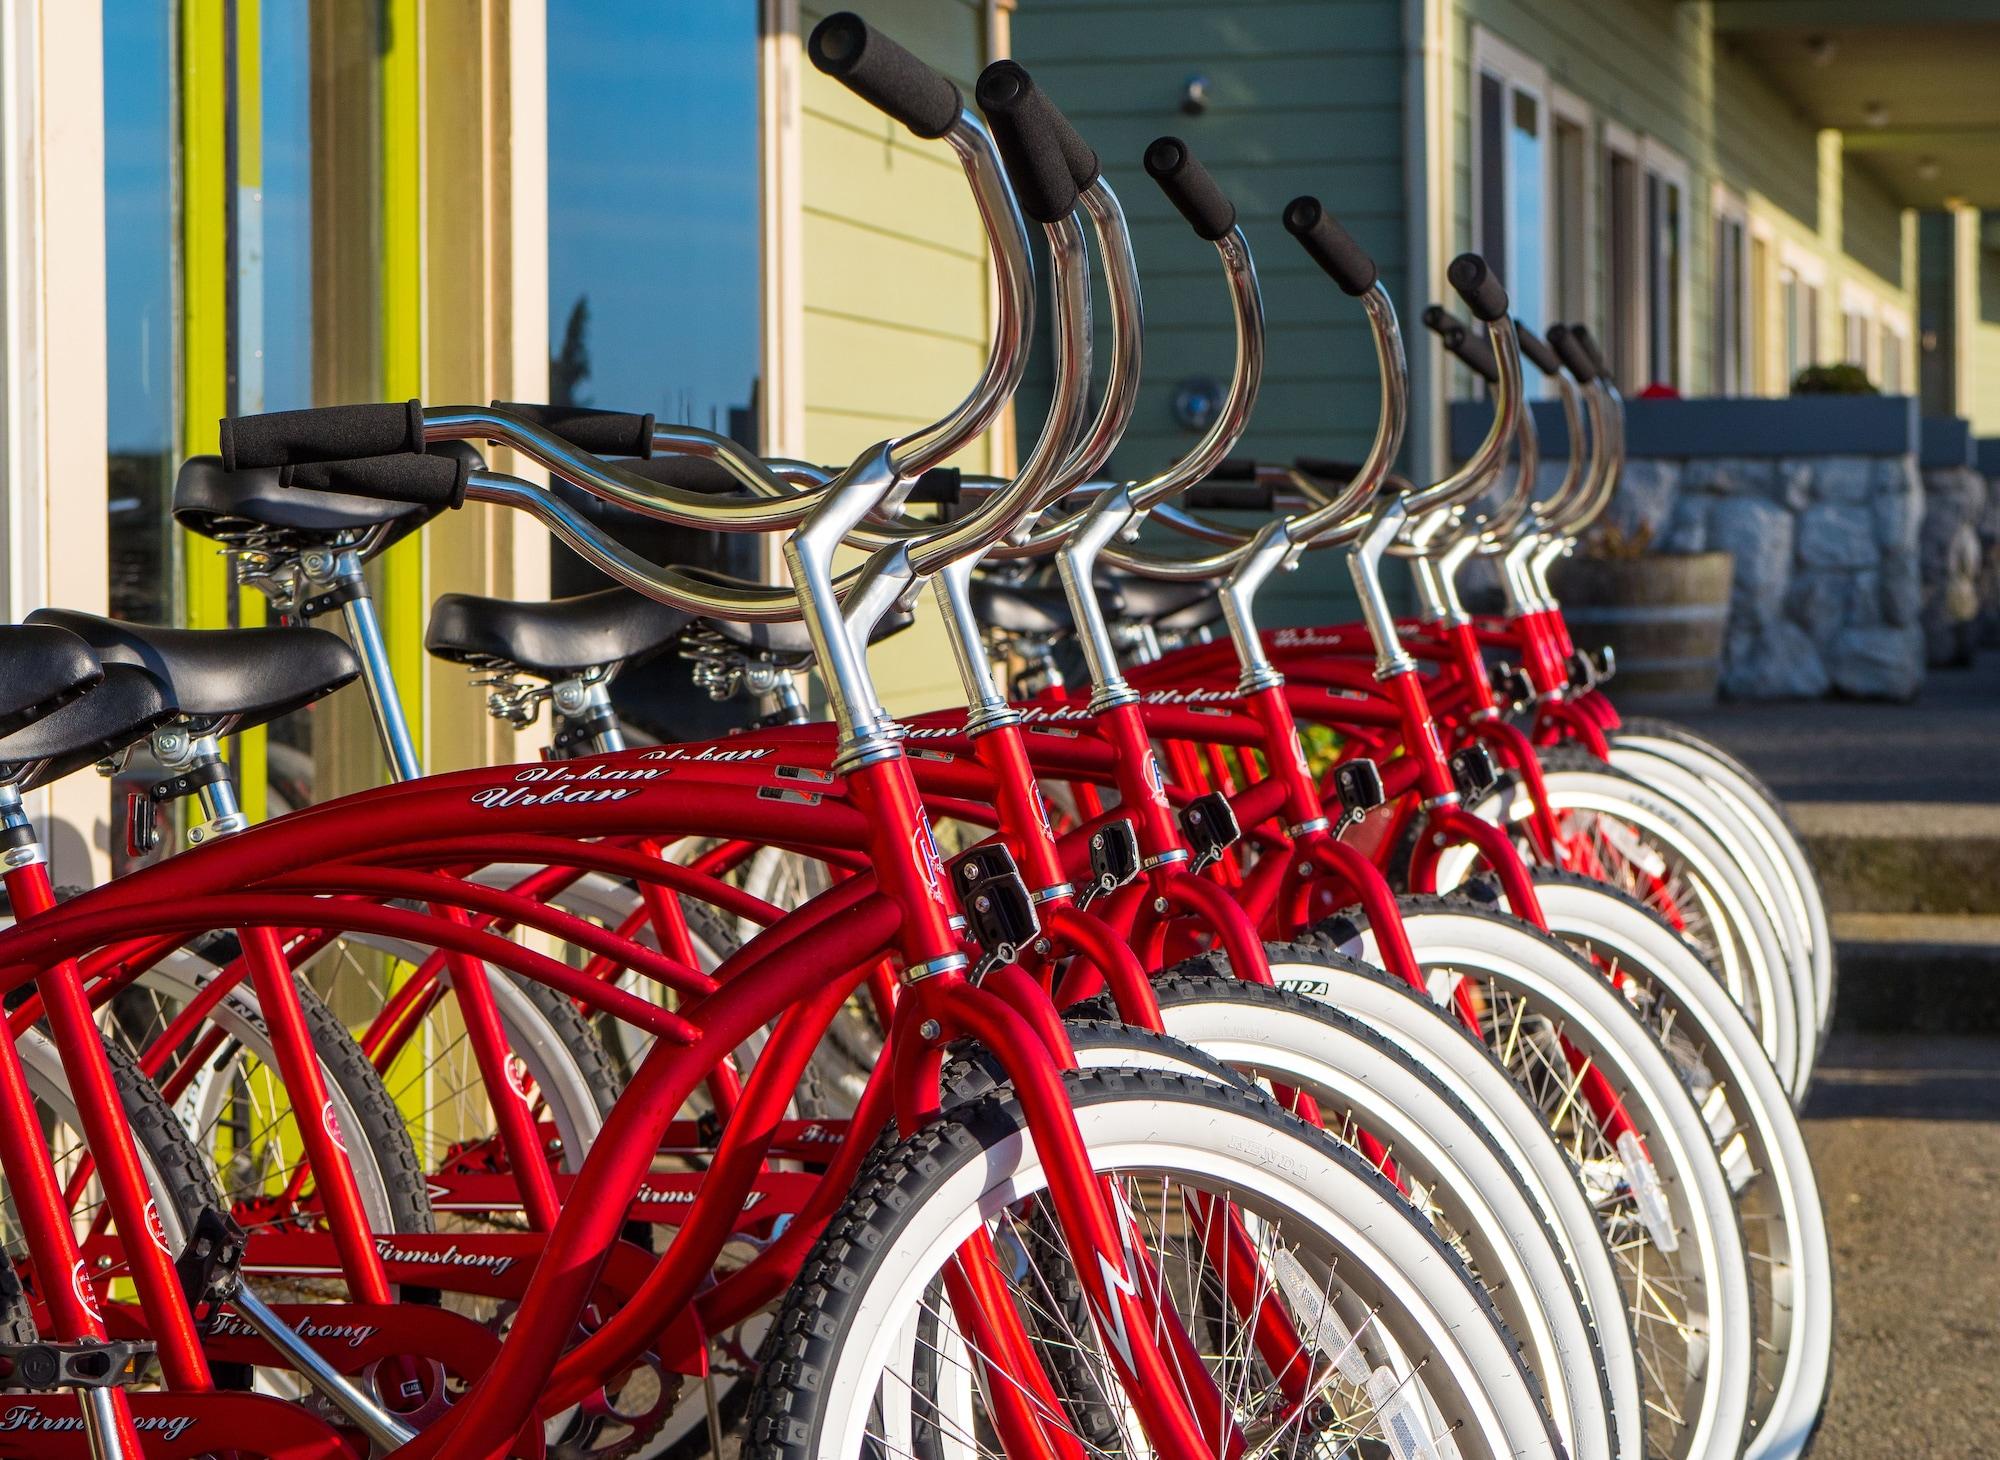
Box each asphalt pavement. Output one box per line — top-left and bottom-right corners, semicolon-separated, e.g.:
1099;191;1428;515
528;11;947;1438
1801;1033;2000;1457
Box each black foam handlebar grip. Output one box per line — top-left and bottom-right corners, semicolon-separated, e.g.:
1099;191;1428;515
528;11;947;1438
808;13;961;140
1283;197;1378;297
1570;324;1611;383
1294;456;1365;484
1421;304;1467;339
221;400;425;472
1144;137;1235;241
1514;321;1562;377
1446;253;1509;322
280;452;470;509
1422;304;1498;384
1185;479;1275;512
903;467;962;505
1546;324;1596;384
491;402;656;459
976;62;1083;223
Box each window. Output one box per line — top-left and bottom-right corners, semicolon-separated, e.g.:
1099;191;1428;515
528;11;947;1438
1840;284;1878;379
547;2;760;443
1880;313;1910;394
1603;130;1643;386
1711;190;1749;395
1472;31;1547;343
1550;101;1591;329
1779;256;1821;389
1748;225;1774;393
1643;157;1687;389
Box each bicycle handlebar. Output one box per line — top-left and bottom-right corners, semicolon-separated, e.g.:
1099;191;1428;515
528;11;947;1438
806;12;960;139
1144;136;1235;241
221;400;425;472
1547;323;1597;384
1513;320;1562;377
1282;197;1376;297
280;453;471;508
1446;253;1509;322
490;402;656;459
1423;304;1499;385
976;61;1093;224
1571;323;1611;384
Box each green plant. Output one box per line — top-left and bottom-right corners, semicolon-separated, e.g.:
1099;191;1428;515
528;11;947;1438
1790;362;1876;395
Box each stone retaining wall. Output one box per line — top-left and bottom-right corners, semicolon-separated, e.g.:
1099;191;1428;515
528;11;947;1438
1920;464;2000;665
1597;453;1925;700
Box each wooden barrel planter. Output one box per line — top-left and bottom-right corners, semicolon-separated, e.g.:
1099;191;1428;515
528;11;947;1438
1549;551;1734;709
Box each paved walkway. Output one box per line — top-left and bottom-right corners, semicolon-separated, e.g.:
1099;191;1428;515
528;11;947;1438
1801;1033;2000;1458
1667;667;2000;1452
1673;654;2000;805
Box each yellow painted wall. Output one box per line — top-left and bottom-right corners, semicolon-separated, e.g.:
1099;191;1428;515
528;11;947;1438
797;0;1004;716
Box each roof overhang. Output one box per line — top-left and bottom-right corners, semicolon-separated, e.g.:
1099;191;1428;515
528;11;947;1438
1710;0;2000;210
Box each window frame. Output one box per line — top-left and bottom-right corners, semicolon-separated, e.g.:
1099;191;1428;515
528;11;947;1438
1469;28;1550;341
1601;120;1644;388
1878;304;1911;395
1839;279;1878;378
1548;86;1595;333
1710;184;1750;396
1778;240;1826;388
1639;138;1692;391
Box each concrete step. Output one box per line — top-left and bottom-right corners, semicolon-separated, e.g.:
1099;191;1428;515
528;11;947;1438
1792;802;2000;916
1830;913;2000;1034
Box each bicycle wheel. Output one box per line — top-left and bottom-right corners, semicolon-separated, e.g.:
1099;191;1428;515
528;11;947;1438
1612;715;1835;1067
1517;872;1833;1460
1061;991;1623;1460
749;1067;1564;1460
105;953;434;1254
1312;901;1755;1460
1444;747;1808;1096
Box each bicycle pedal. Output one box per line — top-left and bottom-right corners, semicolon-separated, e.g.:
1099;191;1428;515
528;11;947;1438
1082;818;1141;905
1331;758;1386;819
0;1339;153;1392
1449;745;1498;798
1177;792;1240;873
176;1206;249;1314
948;844;1039;968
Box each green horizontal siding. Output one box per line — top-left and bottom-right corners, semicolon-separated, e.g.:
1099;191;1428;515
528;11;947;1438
1452;0;1912;393
1014;0;1406;629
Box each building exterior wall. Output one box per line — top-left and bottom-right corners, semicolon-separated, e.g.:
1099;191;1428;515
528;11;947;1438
1015;0;1409;475
1012;0;1405;628
1445;0;1913;400
797;0;1007;712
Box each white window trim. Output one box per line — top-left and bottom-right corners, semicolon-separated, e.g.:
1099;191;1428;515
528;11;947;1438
1549;86;1595;328
1640;139;1693;389
1711;183;1751;396
1878;304;1912;394
1601;121;1643;385
1469;27;1550;341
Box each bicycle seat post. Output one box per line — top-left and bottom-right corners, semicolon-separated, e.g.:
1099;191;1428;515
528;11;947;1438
300;546;424;781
